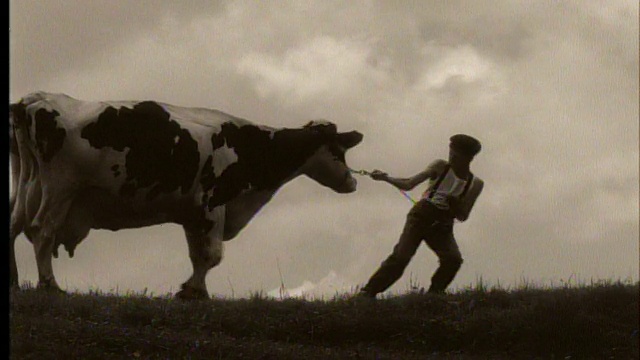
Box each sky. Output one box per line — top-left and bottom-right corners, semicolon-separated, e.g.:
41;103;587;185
9;0;639;299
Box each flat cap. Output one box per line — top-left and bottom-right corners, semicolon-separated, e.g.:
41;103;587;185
449;134;482;157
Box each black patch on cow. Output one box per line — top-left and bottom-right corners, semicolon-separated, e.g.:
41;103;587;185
200;122;328;210
81;102;200;201
110;164;121;177
32;108;66;162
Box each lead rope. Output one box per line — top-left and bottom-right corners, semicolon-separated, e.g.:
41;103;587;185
349;168;417;204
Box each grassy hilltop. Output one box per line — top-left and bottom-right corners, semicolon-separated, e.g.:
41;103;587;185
10;281;639;359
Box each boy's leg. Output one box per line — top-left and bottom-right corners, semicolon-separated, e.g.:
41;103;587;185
361;205;428;297
426;230;463;294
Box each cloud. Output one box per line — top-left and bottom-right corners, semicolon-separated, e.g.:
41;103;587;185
414;43;506;105
268;270;354;299
237;36;387;105
9;0;228;94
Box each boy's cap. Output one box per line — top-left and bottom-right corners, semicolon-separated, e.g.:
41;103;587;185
449;134;482;157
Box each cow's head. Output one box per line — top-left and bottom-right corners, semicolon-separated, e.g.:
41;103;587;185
299;121;363;193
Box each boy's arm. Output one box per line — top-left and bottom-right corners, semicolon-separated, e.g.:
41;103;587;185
370;159;447;191
449;178;484;222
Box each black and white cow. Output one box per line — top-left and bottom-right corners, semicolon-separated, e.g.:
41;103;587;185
9;92;363;299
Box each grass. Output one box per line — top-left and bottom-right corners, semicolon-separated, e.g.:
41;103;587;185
10;280;639;359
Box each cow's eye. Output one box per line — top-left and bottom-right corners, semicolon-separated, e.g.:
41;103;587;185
327;145;345;162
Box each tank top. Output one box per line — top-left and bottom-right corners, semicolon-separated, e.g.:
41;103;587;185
422;164;474;210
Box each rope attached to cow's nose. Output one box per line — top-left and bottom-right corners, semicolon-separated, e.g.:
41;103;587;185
348;168;417;204
348;168;372;176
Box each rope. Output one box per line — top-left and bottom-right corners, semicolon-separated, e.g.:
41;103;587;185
349;169;373;176
349;168;417;204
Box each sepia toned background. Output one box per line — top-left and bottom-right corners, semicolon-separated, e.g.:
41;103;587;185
9;1;638;298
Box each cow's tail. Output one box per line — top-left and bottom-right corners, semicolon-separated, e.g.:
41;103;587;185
9;101;26;226
9;100;28;287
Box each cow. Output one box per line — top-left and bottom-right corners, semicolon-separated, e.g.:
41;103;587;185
9;92;363;299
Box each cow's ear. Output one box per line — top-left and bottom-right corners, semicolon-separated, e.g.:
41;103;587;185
336;131;363;149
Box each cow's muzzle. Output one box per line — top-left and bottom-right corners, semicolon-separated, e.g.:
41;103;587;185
335;172;357;193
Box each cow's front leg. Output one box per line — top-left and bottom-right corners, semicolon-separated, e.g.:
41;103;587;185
177;206;225;300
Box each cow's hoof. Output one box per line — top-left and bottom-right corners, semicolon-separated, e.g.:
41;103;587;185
175;286;209;300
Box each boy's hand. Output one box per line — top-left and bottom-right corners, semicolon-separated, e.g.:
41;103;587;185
447;195;461;217
447;195;458;207
369;170;388;181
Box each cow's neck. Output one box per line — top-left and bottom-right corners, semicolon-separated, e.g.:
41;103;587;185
201;122;324;209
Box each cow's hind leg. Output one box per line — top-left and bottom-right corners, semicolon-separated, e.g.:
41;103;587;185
30;192;74;293
9;214;23;290
177;206;225;300
9;225;20;290
10;117;23;289
10;192;22;289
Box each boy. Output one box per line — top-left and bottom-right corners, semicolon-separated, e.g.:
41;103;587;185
360;134;484;297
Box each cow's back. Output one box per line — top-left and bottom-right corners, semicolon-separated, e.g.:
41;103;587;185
11;92;251;230
15;92;236;188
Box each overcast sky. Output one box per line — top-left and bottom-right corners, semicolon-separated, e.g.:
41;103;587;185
10;1;639;298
